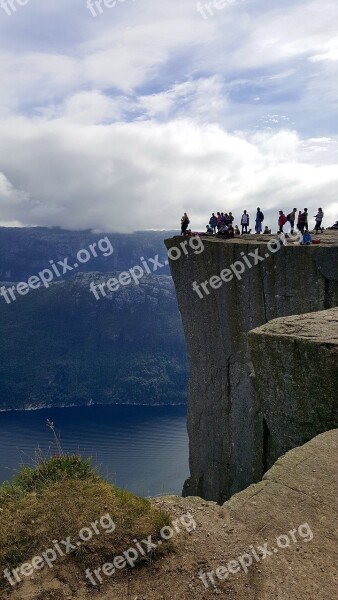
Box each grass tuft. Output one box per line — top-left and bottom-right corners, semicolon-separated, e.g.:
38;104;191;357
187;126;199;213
12;455;98;492
0;455;171;589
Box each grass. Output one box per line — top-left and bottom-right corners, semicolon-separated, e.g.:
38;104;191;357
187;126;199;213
0;454;172;589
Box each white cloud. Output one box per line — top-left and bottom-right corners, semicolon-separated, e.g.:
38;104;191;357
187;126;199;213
138;77;227;120
309;35;338;62
0;0;337;231
0;117;337;232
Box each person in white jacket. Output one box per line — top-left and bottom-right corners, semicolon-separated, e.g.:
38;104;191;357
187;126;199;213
241;211;249;234
314;208;324;233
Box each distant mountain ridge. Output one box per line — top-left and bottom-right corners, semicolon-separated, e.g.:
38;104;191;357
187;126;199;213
0;228;187;411
0;227;176;281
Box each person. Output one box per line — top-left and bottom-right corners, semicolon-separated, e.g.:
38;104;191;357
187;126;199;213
298;208;308;234
181;212;190;235
209;213;217;234
314;208;324;233
277;231;287;245
219;224;234;239
255;207;264;233
216;212;221;230
297;210;302;231
225;212;233;226
241;210;249;234
227;225;234;238
287;208;297;234
217;223;228;237
220;212;225;225
278;210;287;232
263;226;271;234
301;229;312;245
206;224;213;234
234;225;240;235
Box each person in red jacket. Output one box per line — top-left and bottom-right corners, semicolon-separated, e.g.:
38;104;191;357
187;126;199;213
278;210;287;233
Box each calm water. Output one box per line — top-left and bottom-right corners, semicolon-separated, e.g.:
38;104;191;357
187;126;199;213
0;405;189;497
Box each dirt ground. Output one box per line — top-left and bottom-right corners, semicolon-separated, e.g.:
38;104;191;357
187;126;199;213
3;429;337;600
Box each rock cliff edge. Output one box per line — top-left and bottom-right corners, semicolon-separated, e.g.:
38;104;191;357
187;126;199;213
165;231;338;502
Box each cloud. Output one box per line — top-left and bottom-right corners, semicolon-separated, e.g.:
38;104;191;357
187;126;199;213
0;0;337;231
0;117;337;232
309;35;338;62
138;76;227;120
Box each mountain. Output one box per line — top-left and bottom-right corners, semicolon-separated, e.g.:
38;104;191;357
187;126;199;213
0;227;174;281
0;227;187;411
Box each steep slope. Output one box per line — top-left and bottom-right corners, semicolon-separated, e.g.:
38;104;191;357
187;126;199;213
0;272;187;411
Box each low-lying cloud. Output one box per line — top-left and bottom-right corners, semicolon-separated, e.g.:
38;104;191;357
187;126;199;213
0;118;337;232
0;0;337;232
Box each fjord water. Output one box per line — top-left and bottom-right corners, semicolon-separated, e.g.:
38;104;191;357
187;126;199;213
0;405;188;497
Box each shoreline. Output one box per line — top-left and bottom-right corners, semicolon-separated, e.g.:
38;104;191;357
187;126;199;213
0;401;187;414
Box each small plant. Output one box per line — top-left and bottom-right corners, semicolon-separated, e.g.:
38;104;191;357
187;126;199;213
13;455;99;492
9;421;99;492
46;419;63;456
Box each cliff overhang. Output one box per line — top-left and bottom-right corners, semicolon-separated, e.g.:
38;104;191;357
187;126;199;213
165;231;338;502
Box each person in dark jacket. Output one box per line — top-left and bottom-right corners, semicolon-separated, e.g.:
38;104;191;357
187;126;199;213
298;208;308;234
181;212;190;235
287;207;297;234
209;213;217;234
255;207;264;233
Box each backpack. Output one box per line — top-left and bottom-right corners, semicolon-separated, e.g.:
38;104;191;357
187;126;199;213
259;211;264;221
286;213;291;222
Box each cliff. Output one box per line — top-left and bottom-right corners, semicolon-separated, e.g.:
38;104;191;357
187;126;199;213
165;231;338;503
249;307;338;469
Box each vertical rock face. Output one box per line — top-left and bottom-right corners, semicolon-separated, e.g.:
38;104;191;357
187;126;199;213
249;307;338;469
164;233;338;503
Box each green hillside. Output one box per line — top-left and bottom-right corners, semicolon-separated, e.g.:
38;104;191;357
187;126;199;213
0;272;187;411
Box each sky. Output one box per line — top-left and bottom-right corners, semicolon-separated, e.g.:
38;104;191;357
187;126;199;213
0;0;337;232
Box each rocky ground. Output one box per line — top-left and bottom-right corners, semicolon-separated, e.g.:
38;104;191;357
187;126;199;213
5;429;337;600
202;228;338;246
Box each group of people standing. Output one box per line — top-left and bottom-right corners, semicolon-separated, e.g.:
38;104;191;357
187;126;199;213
180;208;325;237
277;208;324;234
